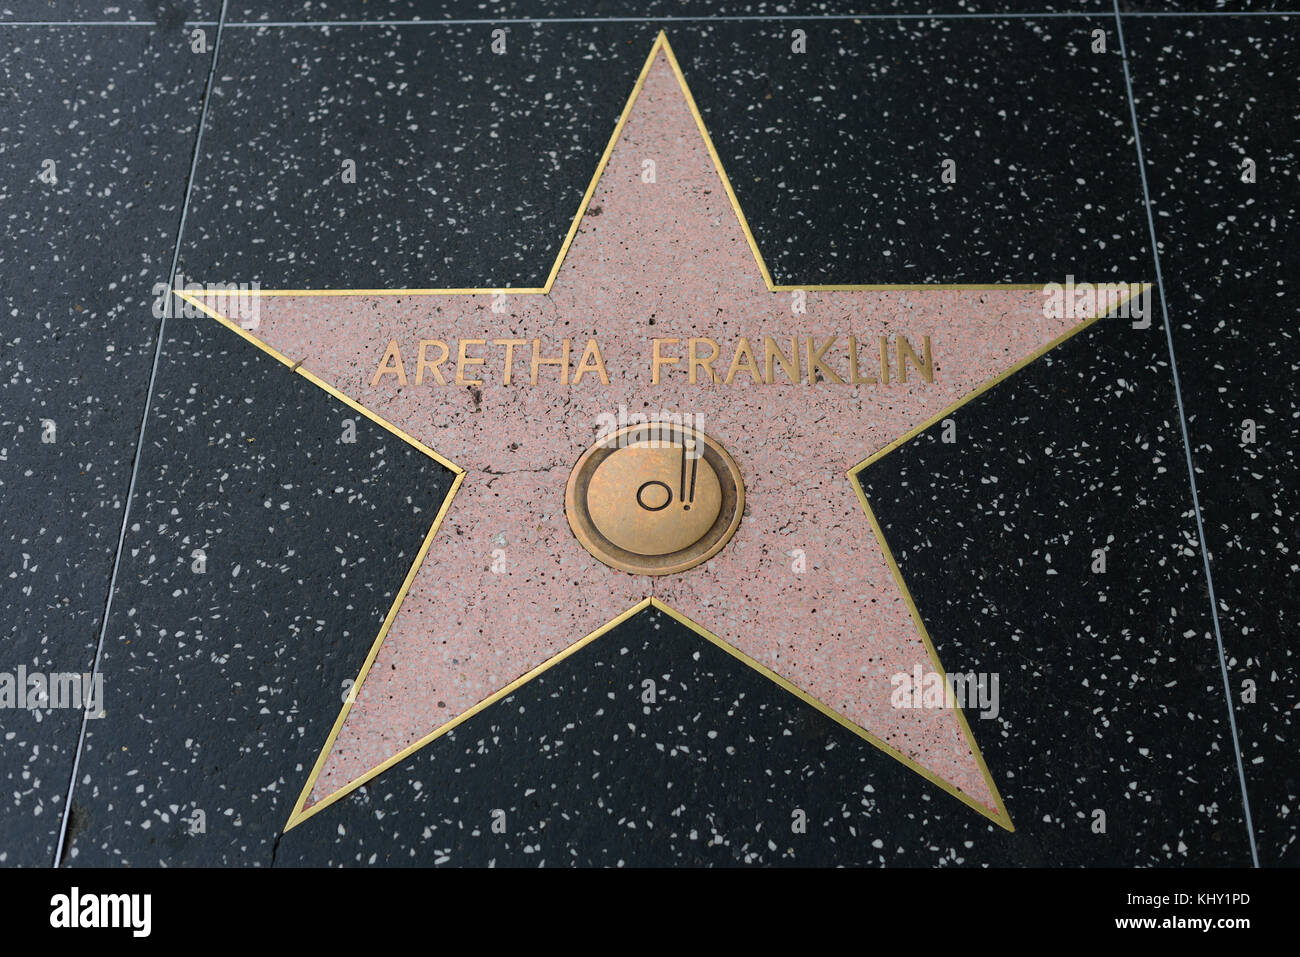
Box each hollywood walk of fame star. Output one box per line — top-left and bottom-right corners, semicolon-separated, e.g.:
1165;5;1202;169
180;33;1139;835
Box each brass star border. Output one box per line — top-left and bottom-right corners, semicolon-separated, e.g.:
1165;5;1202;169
177;32;1149;838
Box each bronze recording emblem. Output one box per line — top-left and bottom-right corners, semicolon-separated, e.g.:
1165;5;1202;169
566;423;744;576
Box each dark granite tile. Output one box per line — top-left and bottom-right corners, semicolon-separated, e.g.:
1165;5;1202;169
179;22;661;290
1127;14;1298;866
0;1;215;23
0;25;209;867
1120;3;1296;14
224;3;1112;25
670;18;1149;283
59;311;456;866
180;18;1147;291
857;297;1256;866
278;604;1022;867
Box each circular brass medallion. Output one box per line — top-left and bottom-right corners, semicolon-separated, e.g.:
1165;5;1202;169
566;423;744;576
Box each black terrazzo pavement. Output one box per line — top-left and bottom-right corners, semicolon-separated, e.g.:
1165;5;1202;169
670;20;1151;285
858;298;1257;866
0;24;210;866
179;22;661;290
1127;16;1298;865
59;312;455;866
224;3;1120;24
1121;2;1294;13
1;7;1293;869
180;19;1150;289
0;1;216;22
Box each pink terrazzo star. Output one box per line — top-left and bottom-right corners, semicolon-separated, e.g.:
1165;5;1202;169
194;35;1130;831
